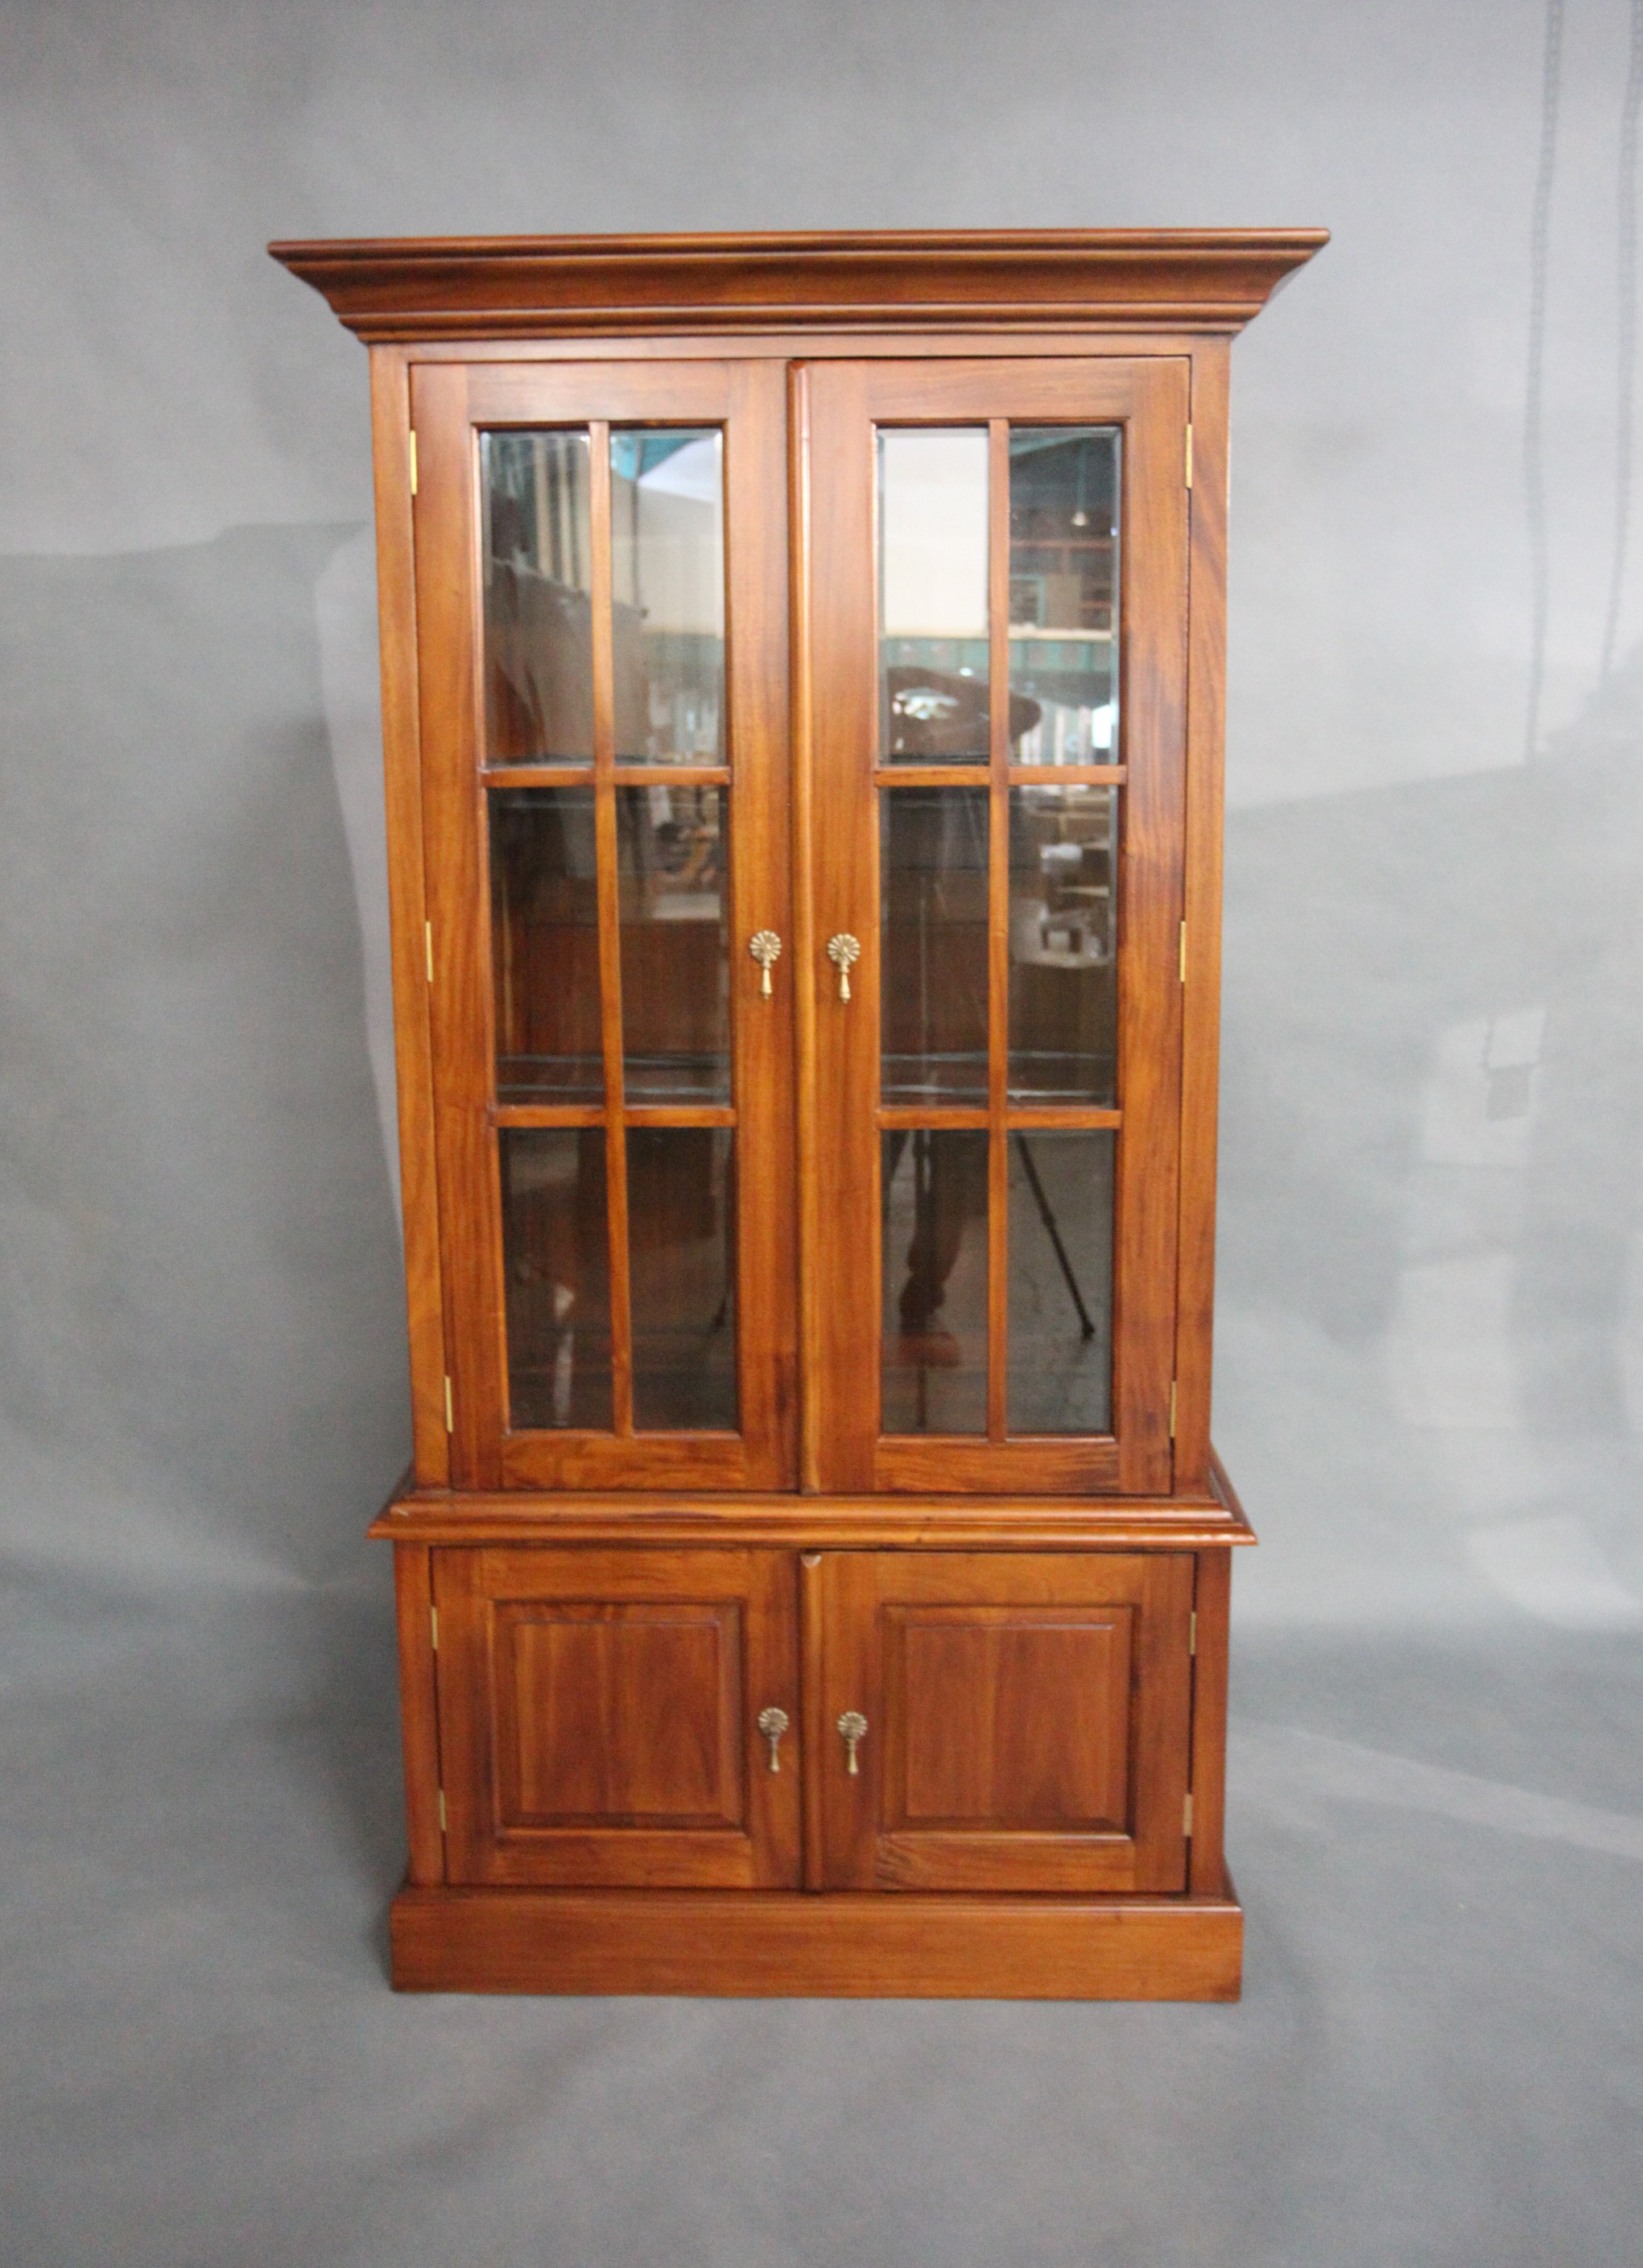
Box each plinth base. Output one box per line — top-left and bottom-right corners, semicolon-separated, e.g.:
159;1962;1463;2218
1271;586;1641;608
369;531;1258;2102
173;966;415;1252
390;1879;1244;2000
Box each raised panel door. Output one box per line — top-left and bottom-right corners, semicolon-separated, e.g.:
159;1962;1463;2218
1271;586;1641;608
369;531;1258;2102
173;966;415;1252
435;1546;801;1887
812;1551;1193;1891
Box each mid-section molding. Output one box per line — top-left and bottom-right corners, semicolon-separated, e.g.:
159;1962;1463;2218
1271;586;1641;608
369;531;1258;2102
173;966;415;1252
369;1478;1256;1550
269;229;1328;342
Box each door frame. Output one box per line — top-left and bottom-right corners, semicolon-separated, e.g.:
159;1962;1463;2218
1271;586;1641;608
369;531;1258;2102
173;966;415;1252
411;358;796;1491
796;357;1191;1494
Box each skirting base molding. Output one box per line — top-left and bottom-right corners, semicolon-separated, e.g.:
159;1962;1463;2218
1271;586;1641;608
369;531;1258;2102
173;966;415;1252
390;1878;1244;2000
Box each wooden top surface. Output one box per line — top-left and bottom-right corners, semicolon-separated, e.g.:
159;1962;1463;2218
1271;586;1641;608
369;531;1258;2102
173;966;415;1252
268;228;1328;341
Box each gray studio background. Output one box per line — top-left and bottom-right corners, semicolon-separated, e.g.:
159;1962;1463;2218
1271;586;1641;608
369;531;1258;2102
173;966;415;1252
3;2;1641;2262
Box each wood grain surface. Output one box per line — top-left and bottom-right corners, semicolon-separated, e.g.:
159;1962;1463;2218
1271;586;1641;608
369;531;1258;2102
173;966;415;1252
389;1881;1244;1998
270;228;1327;341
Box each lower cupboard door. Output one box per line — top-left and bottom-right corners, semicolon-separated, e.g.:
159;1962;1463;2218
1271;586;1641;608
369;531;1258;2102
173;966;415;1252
432;1547;801;1887
814;1552;1194;1893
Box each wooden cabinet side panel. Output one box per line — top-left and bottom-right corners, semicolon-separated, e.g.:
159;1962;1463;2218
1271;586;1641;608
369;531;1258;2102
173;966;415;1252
393;1542;447;1884
370;348;448;1486
1174;342;1230;1493
1187;1545;1232;1895
1129;1552;1195;1887
1111;360;1191;1493
411;361;506;1487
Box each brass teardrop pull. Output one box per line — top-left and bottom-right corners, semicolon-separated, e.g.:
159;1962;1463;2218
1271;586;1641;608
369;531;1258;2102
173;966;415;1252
749;930;782;996
827;933;861;1001
757;1704;790;1771
836;1709;868;1775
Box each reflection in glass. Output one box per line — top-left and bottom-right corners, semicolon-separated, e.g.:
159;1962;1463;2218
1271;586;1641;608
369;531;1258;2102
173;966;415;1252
627;1128;738;1430
612;430;725;764
502;1129;613;1429
881;788;989;1104
616;786;729;1102
878;428;990;761
1008;427;1120;764
491;789;603;1102
1008;785;1117;1103
481;431;593;763
881;1130;989;1433
1007;1132;1113;1433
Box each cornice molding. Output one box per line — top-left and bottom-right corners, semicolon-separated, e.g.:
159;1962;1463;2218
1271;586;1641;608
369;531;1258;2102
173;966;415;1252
269;228;1328;342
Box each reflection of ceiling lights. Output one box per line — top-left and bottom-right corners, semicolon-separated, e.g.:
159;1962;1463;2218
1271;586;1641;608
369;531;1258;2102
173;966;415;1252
894;686;961;722
636;435;721;504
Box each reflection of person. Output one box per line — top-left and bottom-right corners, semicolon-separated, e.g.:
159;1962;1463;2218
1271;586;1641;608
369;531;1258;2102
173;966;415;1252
884;666;1040;759
886;1130;989;1367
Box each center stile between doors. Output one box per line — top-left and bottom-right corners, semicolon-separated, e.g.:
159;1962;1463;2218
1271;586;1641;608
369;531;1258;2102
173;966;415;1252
411;352;1189;1499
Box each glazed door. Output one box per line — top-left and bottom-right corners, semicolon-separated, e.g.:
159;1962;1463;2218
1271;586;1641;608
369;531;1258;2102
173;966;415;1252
811;1552;1194;1892
800;360;1189;1493
412;361;795;1489
434;1547;801;1887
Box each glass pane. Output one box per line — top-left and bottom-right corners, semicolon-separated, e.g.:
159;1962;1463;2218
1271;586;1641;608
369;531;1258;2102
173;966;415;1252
881;787;989;1105
481;431;593;764
881;1130;989;1433
878;428;989;762
627;1128;738;1430
1008;785;1117;1103
1007;1132;1113;1433
1008;427;1119;764
612;430;725;765
491;789;603;1103
501;1128;613;1429
617;785;729;1103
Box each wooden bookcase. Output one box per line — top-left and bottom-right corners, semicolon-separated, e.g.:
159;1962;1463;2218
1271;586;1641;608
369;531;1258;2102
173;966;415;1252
273;229;1325;1998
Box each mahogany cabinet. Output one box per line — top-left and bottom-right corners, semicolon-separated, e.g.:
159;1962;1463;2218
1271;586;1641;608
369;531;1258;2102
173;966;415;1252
273;229;1325;1998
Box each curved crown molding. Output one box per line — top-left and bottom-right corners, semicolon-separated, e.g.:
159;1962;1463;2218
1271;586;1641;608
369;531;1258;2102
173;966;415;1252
268;228;1329;342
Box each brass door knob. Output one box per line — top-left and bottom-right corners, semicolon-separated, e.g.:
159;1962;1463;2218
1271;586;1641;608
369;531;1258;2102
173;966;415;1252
749;930;782;996
826;933;861;1000
757;1704;790;1771
836;1709;868;1775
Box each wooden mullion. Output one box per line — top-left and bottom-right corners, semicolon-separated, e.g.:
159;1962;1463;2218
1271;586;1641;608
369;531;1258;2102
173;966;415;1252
1008;764;1126;786
609;764;732;787
491;1103;605;1129
589;419;634;1437
790;364;821;1490
481;764;594;790
621;1104;737;1128
1006;1106;1124;1131
873;764;993;788
985;418;1011;1445
879;1105;989;1130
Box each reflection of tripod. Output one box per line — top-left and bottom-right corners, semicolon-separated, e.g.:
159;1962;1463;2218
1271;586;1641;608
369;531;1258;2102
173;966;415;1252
884;1129;1094;1341
1013;1134;1096;1340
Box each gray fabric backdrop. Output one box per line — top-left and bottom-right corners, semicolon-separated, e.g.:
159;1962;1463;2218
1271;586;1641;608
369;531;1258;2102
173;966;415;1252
3;2;1641;2261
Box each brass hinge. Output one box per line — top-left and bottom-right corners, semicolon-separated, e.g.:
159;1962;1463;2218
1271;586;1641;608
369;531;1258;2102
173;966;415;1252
444;1375;454;1433
1183;1792;1194;1836
429;1605;439;1652
409;431;419;496
1189;1610;1197;1656
437;1789;447;1833
1179;921;1187;983
1169;1380;1177;1439
1185;424;1193;489
424;919;434;983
